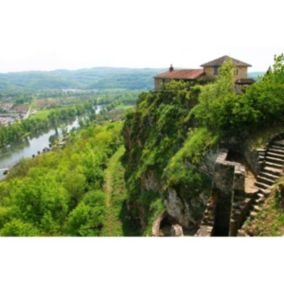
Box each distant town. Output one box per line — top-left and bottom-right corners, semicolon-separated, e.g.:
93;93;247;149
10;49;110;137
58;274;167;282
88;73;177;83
0;103;33;125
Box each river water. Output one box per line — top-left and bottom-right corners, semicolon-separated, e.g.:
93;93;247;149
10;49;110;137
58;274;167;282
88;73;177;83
0;104;104;179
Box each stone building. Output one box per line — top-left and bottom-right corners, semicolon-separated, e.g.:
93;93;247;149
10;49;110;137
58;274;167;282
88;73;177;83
154;55;254;90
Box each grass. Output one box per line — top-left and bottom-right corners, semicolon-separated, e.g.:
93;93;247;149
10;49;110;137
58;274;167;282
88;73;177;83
244;180;284;236
101;146;127;236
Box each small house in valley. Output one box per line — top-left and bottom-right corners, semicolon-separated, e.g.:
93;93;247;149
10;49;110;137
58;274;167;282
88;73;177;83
154;55;254;90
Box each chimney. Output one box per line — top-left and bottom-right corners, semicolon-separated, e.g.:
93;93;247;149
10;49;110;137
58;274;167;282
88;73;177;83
169;64;174;72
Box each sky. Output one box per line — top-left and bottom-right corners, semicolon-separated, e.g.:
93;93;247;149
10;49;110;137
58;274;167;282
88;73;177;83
0;0;283;72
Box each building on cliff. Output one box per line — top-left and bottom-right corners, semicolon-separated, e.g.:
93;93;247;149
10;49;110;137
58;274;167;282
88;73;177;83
154;55;255;90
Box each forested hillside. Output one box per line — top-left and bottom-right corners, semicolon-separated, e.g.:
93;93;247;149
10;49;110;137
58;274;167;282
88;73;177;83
0;67;164;92
0;67;262;93
0;122;130;236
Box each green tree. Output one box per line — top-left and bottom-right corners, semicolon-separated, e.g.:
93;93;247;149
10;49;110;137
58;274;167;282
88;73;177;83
0;219;39;236
64;191;105;236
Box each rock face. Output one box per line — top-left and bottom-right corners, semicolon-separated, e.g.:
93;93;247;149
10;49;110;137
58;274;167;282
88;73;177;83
152;211;167;236
122;84;216;235
243;147;265;176
171;224;184;236
165;188;196;228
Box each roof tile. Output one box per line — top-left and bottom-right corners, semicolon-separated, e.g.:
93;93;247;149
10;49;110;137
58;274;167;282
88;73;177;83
154;69;205;80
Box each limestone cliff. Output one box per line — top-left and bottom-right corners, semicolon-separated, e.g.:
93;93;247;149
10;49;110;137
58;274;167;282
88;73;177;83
122;82;217;235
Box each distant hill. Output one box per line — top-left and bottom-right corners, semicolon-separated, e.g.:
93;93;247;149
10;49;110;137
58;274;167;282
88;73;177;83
0;68;266;93
0;67;165;92
248;71;265;80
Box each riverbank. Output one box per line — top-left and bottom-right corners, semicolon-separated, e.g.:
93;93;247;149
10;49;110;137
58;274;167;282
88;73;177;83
0;104;104;179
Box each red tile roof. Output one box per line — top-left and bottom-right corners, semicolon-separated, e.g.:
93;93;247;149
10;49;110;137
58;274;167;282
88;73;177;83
154;69;205;80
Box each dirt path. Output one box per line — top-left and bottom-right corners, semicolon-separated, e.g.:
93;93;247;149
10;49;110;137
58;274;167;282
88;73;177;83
102;146;125;236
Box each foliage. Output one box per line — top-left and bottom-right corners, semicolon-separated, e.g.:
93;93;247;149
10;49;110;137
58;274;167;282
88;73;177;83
0;122;123;236
244;179;284;236
0;67;164;96
164;128;216;195
64;191;106;236
192;54;284;139
0;219;40;236
122;80;213;233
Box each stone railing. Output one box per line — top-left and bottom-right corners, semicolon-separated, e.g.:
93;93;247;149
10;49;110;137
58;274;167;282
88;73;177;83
214;149;245;193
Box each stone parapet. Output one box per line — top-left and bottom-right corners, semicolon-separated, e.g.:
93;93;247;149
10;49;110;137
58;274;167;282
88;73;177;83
214;149;245;193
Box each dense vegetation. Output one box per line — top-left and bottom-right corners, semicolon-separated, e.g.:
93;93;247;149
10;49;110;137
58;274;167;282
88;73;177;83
122;54;284;235
122;81;215;234
0;122;127;236
191;55;284;139
0;55;282;236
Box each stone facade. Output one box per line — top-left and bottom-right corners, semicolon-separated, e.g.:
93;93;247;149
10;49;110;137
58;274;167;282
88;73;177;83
154;78;170;90
203;65;248;80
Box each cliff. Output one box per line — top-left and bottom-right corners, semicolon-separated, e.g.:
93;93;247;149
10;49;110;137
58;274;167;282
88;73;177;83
122;55;284;236
122;81;217;235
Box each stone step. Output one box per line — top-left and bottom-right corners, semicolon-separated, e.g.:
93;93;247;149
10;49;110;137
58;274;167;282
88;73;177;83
253;205;261;212
258;187;271;195
266;151;284;159
255;181;270;189
268;148;284;155
264;161;283;169
257;175;276;186
265;156;284;165
260;171;280;180
270;145;284;151
250;211;258;218
255;197;265;204
262;166;282;175
272;140;284;147
256;192;265;199
245;197;252;203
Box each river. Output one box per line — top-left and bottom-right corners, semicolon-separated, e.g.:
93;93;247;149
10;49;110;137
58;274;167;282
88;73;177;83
0;104;104;180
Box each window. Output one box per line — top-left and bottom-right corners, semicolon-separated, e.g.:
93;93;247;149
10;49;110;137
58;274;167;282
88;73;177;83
235;69;239;76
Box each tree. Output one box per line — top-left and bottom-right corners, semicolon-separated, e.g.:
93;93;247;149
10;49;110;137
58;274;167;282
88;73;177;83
0;219;39;236
64;191;106;236
191;58;236;131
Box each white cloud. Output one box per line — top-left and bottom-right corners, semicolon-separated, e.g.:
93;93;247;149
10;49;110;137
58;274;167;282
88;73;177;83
0;0;283;72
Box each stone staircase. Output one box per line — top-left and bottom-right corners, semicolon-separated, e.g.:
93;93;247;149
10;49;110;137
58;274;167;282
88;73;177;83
237;139;284;235
196;139;284;237
230;195;254;236
195;197;216;236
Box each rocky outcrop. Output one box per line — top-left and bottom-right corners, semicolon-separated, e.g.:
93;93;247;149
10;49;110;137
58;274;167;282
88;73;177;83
165;188;199;228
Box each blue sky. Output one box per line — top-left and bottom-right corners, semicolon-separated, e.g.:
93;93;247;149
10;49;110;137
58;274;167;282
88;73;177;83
0;0;283;72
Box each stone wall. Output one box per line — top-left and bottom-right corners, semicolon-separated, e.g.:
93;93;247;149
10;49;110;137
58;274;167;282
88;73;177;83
204;66;248;80
243;147;265;176
214;149;246;193
211;149;246;236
